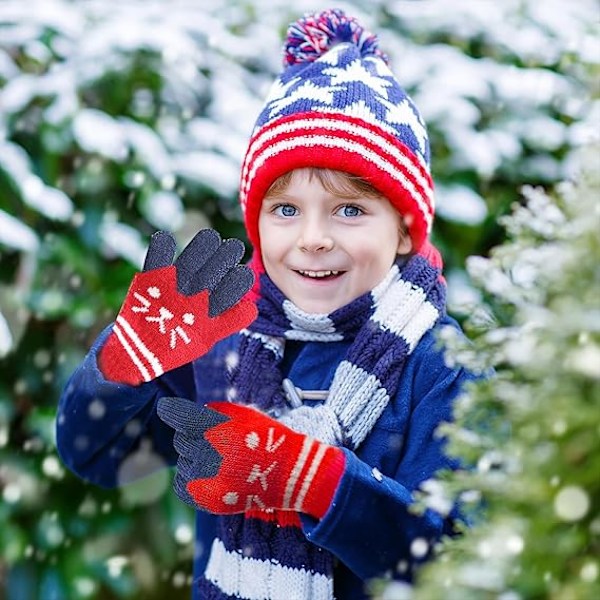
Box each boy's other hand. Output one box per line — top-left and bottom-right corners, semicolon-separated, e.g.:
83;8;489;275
157;397;345;520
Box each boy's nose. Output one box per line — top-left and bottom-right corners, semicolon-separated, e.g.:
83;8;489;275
297;222;334;253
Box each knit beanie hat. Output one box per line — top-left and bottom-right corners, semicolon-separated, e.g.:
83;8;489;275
240;8;440;271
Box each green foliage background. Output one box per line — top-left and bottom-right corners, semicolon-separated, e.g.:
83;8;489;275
0;1;598;598
407;145;600;600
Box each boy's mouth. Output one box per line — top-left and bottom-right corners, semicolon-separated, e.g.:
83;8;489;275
295;269;344;281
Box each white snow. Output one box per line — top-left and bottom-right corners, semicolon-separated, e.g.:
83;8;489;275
554;486;590;522
419;478;454;516
0;0;596;226
140;190;185;231
446;270;482;314
72;110;129;162
174;523;193;545
0;141;73;220
0;209;40;251
24;182;74;221
121;118;173;179
437;185;488;225
0;311;14;358
171;151;240;197
0;49;19;79
99;220;147;267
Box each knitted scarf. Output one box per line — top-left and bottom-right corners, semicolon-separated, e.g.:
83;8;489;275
197;255;446;599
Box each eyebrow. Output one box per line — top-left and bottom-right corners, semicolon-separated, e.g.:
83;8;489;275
263;193;294;204
263;192;381;204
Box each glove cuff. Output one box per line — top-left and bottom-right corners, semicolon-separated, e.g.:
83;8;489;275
297;444;345;520
98;329;147;385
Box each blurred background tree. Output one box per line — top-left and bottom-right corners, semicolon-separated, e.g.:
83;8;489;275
0;0;597;598
404;144;599;600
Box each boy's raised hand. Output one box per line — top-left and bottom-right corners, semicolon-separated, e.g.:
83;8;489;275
98;229;257;386
156;397;345;519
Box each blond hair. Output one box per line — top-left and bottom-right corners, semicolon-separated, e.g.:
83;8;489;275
265;168;386;200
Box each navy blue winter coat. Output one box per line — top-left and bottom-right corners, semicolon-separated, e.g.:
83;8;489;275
57;316;476;598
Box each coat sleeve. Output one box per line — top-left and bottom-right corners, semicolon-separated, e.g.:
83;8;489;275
300;327;478;582
56;325;200;488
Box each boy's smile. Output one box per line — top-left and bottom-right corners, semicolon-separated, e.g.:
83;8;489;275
258;169;411;314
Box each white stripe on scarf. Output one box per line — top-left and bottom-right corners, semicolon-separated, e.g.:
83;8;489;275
204;538;334;600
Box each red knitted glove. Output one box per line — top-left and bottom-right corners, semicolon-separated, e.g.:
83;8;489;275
157;398;346;519
99;230;257;385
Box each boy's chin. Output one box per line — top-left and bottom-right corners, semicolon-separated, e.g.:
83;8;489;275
290;294;356;316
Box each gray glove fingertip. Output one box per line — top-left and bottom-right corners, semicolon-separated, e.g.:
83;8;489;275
175;228;222;293
158;397;230;437
173;470;197;507
208;265;254;317
176;228;221;269
157;397;202;431
187;238;246;295
221;237;245;262
143;231;177;272
172;431;197;458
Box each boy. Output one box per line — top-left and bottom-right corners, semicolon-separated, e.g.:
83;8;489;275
57;9;477;599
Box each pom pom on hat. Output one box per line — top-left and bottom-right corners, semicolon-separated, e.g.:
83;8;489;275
284;8;388;66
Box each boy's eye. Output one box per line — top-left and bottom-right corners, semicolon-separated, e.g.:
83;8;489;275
336;204;363;217
273;204;298;217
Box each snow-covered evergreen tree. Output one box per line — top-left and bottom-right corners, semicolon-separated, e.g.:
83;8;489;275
408;144;600;599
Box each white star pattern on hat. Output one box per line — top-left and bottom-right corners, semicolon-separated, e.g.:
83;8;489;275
261;55;427;157
363;55;395;78
319;99;384;128
378;97;428;157
316;43;348;66
266;80;343;120
322;59;393;99
265;76;301;105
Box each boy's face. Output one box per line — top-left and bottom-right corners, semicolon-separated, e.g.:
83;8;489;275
258;169;412;314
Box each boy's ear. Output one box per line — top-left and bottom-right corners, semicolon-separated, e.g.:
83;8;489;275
397;215;413;255
397;235;413;255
